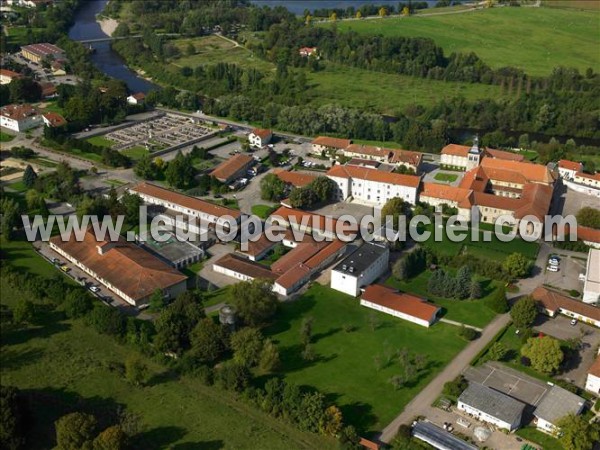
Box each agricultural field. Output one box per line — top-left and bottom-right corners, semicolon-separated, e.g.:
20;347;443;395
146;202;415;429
306;63;507;113
171;35;276;73
0;267;334;450
386;272;500;329
331;7;600;76
265;284;468;432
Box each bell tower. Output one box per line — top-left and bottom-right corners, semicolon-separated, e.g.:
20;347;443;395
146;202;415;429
466;135;482;170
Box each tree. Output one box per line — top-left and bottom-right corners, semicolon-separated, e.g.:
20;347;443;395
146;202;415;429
401;6;410;16
486;285;509;313
392;258;408;280
355;11;362;19
576;207;600;230
230;279;278;327
338;425;361;450
230;327;264;367
216;363;251;392
300;317;313;347
459;325;477;341
260;173;286;202
185;42;195;56
521;336;563;374
330;12;337;21
92;426;127;450
510;296;537;330
0;197;20;241
309;176;335;203
503;253;532;279
63;290;93;319
319;405;343;436
557;414;600;450
55;412;97;450
381;197;410;231
124;355;150;386
22;165;37;188
134;154;157;180
378;7;388;17
154;290;205;354
470;280;482;299
12;300;34;325
455;266;472;299
165;151;196;189
289;187;317;209
259;339;280;372
443;376;468;398
0;385;26;450
190;318;228;363
485;342;508;362
148;289;167;312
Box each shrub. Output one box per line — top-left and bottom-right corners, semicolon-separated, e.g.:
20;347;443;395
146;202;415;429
443;375;468;398
459;326;477;341
568;289;580;297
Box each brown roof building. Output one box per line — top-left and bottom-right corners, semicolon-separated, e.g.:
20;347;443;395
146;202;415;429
272;168;317;188
210;154;254;184
21;42;65;64
311;136;352;152
532;286;600;327
49;230;187;306
42;112;67;128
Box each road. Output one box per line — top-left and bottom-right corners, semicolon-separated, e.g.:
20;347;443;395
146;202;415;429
379;312;512;443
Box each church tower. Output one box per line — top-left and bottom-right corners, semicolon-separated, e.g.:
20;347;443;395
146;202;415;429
466;135;482;170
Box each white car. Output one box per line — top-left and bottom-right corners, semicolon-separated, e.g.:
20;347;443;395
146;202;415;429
89;286;100;293
570;319;578;326
548;258;560;266
547;265;559;272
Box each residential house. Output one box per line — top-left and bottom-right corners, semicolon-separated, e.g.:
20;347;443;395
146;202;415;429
249;128;272;148
210;153;254;184
457;383;525;431
327;164;420;206
49;230;187;306
0;69;22;85
532;286;600;327
557;159;583;180
272;168;317;188
127;92;146;105
360;285;440;327
310;136;352;156
299;47;318;57
533;385;584;435
330;242;389;296
42;112;67;128
585;354;600;395
0;104;43;132
566;172;600;198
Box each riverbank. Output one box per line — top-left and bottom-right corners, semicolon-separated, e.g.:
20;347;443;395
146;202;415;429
98;17;118;37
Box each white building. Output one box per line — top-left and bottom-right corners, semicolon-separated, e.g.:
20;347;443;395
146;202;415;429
583;249;600;304
248;128;272;148
585;354;600;395
310;136;352;156
457;383;525;432
532;286;600;328
330;243;389;296
127;92;146;105
565;172;600;198
557;159;583;181
326;164;420;206
0;104;43;132
360;284;440;327
0;69;22;85
533;385;584;436
129;182;241;230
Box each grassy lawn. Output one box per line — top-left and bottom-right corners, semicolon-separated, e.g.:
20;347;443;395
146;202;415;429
6;180;28;193
251;204;276;219
105;179;127;187
433;172;458;183
352;138;404;149
122;146;149;161
1;131;15;142
265;284;468;433
31;157;58;168
171;35;276;73
0;237;59;278
516;427;562;450
180;260;204;279
306;63;506;114
420;223;540;262
330;7;600;76
385;271;499;328
5;26;45;45
0;279;334;450
202;286;232;308
40;101;65;115
86;136;115;148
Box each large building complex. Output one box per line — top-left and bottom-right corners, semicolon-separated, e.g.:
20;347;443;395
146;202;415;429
1;104;43;132
50;230;187;306
21;42;65;64
440;137;525;171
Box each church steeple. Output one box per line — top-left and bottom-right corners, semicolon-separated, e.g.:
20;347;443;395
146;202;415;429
466;135;482;170
469;135;481;155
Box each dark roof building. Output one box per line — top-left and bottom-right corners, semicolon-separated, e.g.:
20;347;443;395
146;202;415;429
457;383;525;431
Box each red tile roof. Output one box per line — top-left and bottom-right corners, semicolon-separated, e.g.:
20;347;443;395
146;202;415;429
210;154;253;182
577;226;600;244
532;286;600;322
0;69;22;79
251;128;272;140
213;253;277;281
420;183;471;203
558;159;582;172
441;144;470;157
244;233;278;258
485;148;524;162
43;111;67;127
327;164;421;188
131;92;145;100
480;158;555;185
347;158;380;169
362;284;440;322
390;149;422;166
130;182;241;220
344;144;392;158
270;206;359;235
21;42;64;58
50;230;186;303
275;263;312;289
273;168;317;188
311;136;352;149
271;241;328;274
575;171;600;182
0;104;39;121
589;355;600;378
305;239;346;269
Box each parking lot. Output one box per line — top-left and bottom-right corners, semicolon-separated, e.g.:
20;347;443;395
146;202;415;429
542;251;586;293
553;182;598;217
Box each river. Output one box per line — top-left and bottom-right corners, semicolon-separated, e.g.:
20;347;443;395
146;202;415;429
68;0;156;93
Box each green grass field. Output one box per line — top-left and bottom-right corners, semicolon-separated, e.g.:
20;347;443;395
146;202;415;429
0;237;58;278
265;284;467;432
516;427;562;450
87;136;115;148
6;180;28;193
251;204;276;219
386;271;499;328
307;63;506;114
0;260;335;449
122;146;149;161
330;7;600;76
433;173;458;183
1;131;15;142
171;35;276;73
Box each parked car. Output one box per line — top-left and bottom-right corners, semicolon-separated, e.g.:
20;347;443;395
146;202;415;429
52;258;60;264
548;258;560;266
60;266;70;273
547;265;559;272
89;286;100;293
570;319;578;326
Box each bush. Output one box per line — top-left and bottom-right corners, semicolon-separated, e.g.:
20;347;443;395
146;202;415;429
443;375;468;398
459;326;478;341
486;286;509;313
216;363;251;392
193;365;214;386
568;289;580;297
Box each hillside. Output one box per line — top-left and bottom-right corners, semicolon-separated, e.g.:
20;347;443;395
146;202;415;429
330;7;600;76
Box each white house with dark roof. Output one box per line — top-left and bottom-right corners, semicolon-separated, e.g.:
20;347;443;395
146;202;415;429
330;243;389;296
457;383;525;431
533;385;584;435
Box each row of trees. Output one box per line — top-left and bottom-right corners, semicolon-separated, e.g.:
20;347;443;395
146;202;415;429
427;266;482;300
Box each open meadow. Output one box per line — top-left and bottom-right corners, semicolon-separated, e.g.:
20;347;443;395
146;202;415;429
265;284;468;433
331;7;600;76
